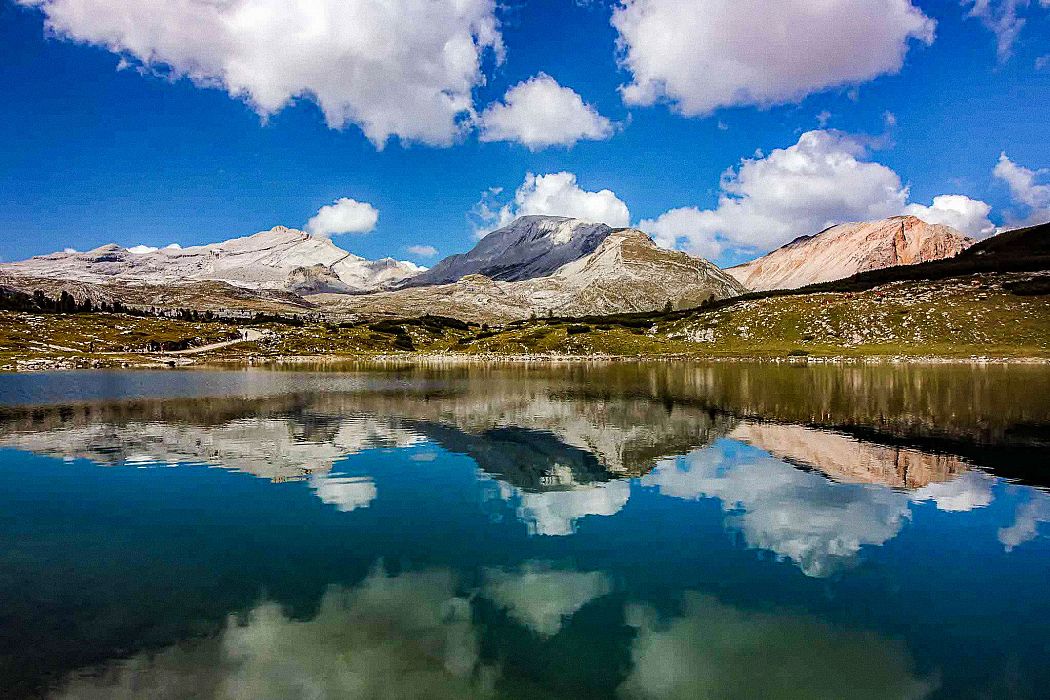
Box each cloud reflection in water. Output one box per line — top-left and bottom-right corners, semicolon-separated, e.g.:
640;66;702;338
55;567;497;700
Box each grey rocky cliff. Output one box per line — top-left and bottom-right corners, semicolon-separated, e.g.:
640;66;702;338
402;216;614;286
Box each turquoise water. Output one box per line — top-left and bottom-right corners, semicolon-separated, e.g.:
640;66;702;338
0;364;1048;698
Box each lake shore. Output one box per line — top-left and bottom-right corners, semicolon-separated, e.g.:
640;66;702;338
5;349;1050;373
255;352;1050;366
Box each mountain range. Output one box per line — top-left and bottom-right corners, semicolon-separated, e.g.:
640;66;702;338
1;225;422;294
0;214;978;320
317;227;746;322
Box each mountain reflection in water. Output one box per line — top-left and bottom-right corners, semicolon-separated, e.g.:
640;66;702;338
0;379;1040;550
0;363;1047;698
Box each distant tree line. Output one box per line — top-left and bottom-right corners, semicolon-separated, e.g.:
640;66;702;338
0;286;308;326
0;288;133;315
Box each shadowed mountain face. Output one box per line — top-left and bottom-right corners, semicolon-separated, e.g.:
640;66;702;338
727;216;974;291
402;216;614;287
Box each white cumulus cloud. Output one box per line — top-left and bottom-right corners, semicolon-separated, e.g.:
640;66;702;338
306;198;379;238
406;244;439;258
911;472;994;512
19;0;504;148
478;73;614;150
994;152;1050;226
611;0;935;116
904;194;995;237
620;593;932;698
124;243;181;254
639;129;995;258
999;489;1050;552
501;479;631;536
475;172;631;235
639;130;908;257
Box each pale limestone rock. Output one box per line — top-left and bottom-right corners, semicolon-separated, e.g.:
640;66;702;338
1;226;422;294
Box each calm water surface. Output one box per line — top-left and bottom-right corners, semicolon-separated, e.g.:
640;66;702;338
0;363;1048;699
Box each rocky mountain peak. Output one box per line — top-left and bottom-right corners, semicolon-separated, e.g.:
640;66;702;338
597;227;654;248
403;215;614;287
726;216;974;292
552;227;747;305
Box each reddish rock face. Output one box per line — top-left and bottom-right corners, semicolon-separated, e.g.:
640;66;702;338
729;422;968;489
726;216;974;292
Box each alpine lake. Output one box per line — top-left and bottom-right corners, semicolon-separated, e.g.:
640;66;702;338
1;361;1048;699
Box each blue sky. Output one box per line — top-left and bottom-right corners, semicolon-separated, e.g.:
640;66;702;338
1;0;1048;267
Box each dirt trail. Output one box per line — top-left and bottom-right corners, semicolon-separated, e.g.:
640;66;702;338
162;329;267;355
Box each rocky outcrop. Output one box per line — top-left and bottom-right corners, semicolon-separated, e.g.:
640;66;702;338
285;264;356;295
726;216;974;291
540;228;746;314
317;228;746;322
0;226;422;294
